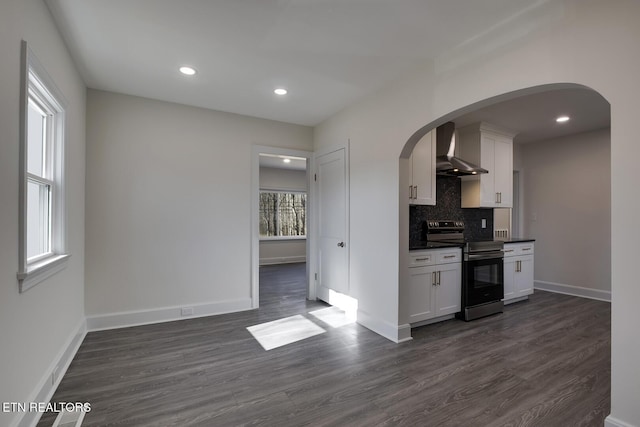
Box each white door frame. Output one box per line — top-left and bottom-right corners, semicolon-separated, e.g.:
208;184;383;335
251;145;314;309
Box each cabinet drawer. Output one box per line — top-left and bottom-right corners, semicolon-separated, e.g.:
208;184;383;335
409;252;435;267
436;249;461;264
504;242;534;257
503;246;517;257
517;243;534;255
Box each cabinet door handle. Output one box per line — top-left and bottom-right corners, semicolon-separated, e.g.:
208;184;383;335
517;260;522;272
437;271;441;286
409;185;413;200
415;257;429;261
443;255;456;259
522;247;531;251
496;192;499;203
504;249;514;253
413;186;418;199
432;271;437;286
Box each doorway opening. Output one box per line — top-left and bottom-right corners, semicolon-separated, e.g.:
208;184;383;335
251;146;313;309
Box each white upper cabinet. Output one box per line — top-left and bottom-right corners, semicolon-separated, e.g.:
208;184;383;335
458;123;515;208
408;130;436;205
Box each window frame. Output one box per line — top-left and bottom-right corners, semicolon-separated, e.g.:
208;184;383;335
17;40;70;293
259;189;307;241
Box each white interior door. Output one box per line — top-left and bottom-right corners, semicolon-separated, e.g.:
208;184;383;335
316;148;348;301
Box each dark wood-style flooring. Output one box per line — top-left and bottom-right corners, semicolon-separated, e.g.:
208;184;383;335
39;263;610;426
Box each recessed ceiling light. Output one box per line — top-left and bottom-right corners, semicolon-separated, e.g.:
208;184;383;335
274;88;287;95
283;158;291;163
179;66;197;76
556;115;570;123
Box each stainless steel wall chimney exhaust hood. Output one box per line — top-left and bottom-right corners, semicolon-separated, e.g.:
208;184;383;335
435;122;488;176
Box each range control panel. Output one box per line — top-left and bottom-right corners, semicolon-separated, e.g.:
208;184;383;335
426;220;464;231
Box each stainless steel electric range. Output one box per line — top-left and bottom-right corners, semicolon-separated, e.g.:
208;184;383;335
425;220;504;321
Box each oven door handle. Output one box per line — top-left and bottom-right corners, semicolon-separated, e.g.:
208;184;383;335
466;251;504;261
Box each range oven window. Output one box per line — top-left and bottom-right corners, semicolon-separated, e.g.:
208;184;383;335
473;262;502;288
463;257;504;307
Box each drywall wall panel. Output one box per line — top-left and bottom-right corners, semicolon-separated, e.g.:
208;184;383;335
0;1;86;426
85;90;312;317
522;128;611;293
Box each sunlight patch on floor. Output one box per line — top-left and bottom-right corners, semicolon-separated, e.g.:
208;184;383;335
309;306;355;328
247;315;325;351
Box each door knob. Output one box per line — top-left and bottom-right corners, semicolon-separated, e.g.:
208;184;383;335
337;242;345;247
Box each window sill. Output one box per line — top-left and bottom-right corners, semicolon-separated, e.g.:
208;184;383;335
17;253;70;293
260;236;307;242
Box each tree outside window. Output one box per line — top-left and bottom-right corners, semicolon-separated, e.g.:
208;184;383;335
259;192;306;237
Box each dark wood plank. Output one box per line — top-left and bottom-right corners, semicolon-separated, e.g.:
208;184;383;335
38;263;610;426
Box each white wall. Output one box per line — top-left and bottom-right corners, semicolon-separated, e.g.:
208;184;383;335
521;129;611;296
259;167;307;265
493;208;511;236
85;90;312;326
260;166;306;191
315;1;639;424
0;1;86;426
259;239;306;265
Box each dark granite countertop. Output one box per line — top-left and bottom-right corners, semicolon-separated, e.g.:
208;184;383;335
410;237;535;251
500;237;536;243
410;241;464;251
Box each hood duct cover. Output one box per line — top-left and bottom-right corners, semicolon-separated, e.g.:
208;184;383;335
435;122;488;176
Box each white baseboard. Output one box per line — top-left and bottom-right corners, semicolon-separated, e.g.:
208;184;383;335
259;256;306;266
410;314;456;329
535;280;611;302
504;296;529;305
15;319;87;427
396;324;413;343
356;309;404;343
86;298;253;332
605;415;637;427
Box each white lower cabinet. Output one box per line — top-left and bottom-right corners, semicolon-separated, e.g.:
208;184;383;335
503;242;534;303
408;266;435;322
434;263;462;317
408;248;461;323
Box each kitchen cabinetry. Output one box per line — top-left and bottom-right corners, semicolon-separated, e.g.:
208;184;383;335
408;130;436;205
503;242;534;303
407;248;461;323
458;122;515;208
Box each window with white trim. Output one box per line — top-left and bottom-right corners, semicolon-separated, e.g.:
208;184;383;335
259;191;306;238
17;41;69;292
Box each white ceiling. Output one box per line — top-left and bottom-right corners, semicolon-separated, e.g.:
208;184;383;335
45;1;610;140
259;154;306;171
47;0;539;126
453;88;610;144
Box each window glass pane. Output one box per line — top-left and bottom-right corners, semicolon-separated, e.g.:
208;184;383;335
259;192;306;237
278;193;306;236
27;180;51;259
27;99;46;176
259;192;278;237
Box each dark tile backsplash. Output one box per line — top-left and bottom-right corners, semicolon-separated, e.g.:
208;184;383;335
409;176;494;248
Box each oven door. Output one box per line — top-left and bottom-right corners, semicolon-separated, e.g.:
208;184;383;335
463;254;504;307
